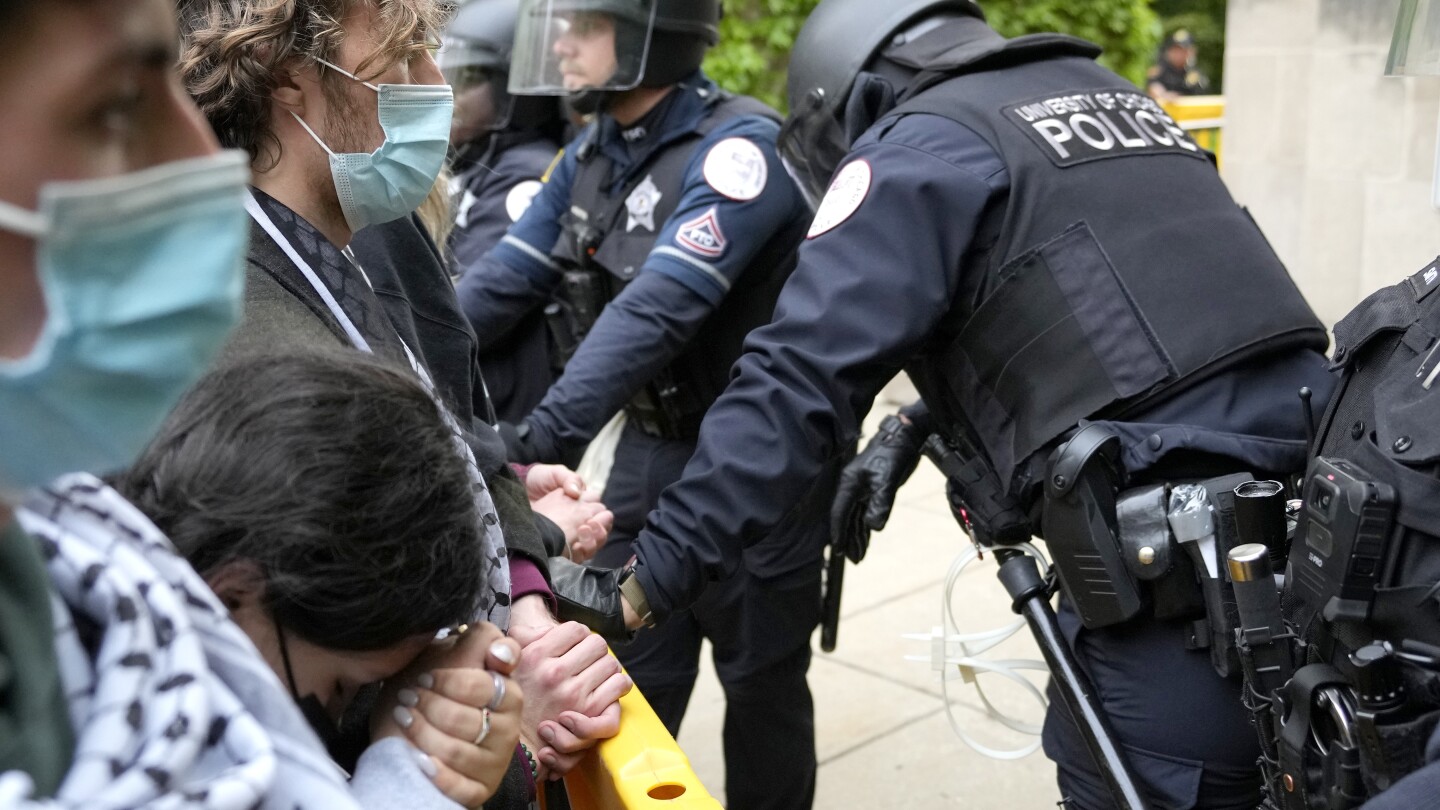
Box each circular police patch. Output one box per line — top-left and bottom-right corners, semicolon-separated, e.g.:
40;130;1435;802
807;160;871;238
506;180;544;222
703;137;768;201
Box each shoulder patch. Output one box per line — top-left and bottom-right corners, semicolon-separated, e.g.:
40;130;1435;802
702;137;768;201
505;180;544;223
807;160;871;239
676;205;727;258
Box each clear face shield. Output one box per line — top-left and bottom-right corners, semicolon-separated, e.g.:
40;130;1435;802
438;39;511;132
508;0;658;96
1388;0;1440;207
777;88;854;212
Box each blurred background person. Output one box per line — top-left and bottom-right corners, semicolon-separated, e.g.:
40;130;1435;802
1147;28;1210;101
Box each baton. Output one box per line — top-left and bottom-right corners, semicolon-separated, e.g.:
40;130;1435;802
820;542;845;652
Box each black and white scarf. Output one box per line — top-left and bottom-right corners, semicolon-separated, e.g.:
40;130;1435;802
1;475;361;810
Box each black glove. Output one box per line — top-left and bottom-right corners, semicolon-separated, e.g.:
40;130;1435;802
829;414;926;563
546;557;630;642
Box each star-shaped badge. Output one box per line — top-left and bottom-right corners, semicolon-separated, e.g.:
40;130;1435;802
626;175;662;233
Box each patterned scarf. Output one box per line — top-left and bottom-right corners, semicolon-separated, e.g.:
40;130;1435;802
0;475;360;810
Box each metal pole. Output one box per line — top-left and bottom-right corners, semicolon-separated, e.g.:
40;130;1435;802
993;548;1152;810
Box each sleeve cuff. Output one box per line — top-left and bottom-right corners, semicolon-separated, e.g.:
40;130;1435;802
509;557;557;613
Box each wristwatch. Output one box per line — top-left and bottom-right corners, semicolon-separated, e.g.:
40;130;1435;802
618;558;656;628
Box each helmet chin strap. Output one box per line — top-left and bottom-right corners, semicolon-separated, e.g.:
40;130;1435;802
567;88;609;116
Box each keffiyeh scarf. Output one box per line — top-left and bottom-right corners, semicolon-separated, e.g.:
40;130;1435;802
0;475;360;810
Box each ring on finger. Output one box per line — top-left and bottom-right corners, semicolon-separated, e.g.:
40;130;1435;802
472;707;492;746
486;671;506;711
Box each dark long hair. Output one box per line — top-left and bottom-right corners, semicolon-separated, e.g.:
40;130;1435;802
117;349;487;651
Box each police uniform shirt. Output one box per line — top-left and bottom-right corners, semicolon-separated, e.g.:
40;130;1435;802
454;74;806;462
1147;60;1208;96
629;110;1331;621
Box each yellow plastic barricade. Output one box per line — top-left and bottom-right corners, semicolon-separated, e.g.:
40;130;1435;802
1162;94;1224;169
552;669;723;810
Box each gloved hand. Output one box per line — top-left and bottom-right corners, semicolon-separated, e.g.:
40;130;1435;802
546;557;629;642
829;414;926;562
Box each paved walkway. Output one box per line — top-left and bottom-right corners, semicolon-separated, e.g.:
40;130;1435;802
673;412;1064;808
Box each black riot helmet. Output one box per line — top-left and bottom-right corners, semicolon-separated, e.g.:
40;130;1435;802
440;0;563;140
509;0;721;113
779;0;983;206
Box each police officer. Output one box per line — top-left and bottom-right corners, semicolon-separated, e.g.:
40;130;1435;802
441;0;570;421
454;1;827;807
1146;29;1209;101
619;1;1337;808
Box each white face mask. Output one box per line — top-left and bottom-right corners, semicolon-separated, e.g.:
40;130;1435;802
291;59;454;231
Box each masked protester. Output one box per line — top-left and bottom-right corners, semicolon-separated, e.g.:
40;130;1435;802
453;1;831;806
618;1;1338;809
0;0;344;806
177;0;630;793
117;350;526;810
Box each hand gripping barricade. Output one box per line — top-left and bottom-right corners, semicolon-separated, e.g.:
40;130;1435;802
1221;256;1440;809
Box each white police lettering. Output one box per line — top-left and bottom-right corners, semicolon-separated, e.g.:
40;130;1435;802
806;160;871;239
703;137;768;201
626;175;662;232
676;205;727;258
1004;89;1204;167
505;180;544;223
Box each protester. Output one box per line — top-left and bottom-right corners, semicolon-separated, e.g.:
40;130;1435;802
0;0;356;805
177;0;628;776
116;350;529;808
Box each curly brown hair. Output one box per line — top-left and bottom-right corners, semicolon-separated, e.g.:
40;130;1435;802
179;0;451;168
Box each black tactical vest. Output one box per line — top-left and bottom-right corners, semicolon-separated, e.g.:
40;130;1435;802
550;91;804;439
896;38;1328;493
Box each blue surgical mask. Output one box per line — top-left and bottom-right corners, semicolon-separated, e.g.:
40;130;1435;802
292;59;453;232
0;151;250;499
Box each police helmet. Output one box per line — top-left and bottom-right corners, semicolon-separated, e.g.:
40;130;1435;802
509;0;720;112
1161;29;1195;51
440;0;564;138
779;0;982;206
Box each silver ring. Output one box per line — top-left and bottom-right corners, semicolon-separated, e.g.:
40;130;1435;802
472;707;492;746
486;671;506;711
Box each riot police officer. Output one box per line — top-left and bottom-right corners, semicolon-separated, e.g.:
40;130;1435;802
441;0;570;421
619;1;1337;808
453;1;828;806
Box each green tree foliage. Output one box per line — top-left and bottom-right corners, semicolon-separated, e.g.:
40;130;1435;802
703;0;1164;113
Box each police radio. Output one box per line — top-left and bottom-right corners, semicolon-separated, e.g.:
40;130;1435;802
1290;457;1397;624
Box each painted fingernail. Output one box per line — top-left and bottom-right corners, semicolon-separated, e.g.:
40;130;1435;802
416;673;435;689
489;642;517;665
540;726;556;743
414;752;438;778
397;688;419;708
393;706;414;729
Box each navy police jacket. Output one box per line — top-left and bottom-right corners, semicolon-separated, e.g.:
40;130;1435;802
629;24;1337;621
454;72;808;464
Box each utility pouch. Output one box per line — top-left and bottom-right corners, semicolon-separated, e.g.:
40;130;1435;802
1117;484;1206;621
558;266;607;347
543;300;581;371
1041;424;1144;629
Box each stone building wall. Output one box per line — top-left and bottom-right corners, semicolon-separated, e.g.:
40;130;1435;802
1223;0;1440;325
